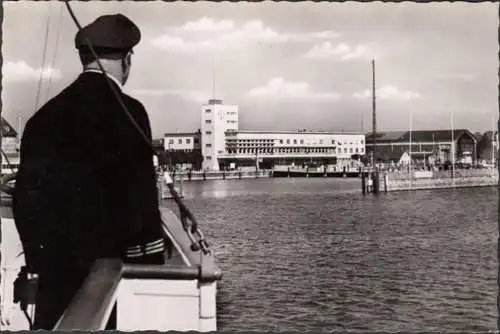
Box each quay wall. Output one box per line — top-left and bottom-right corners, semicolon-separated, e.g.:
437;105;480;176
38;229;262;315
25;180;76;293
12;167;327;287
376;170;498;192
171;170;271;181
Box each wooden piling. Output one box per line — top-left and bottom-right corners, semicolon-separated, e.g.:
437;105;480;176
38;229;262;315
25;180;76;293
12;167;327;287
361;172;366;195
384;171;388;193
373;170;379;194
179;173;183;197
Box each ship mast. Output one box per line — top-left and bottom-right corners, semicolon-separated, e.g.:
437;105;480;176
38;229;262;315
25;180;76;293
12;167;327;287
371;59;377;169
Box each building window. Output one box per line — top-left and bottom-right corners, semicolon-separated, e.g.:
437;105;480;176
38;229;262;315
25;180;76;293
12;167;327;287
355;148;359;153
344;148;348;153
178;139;182;144
186;139;191;144
331;140;335;144
205;109;211;113
350;148;353;153
300;139;304;144
361;140;364;144
194;138;200;143
319;140;323;144
205;131;212;135
206;144;212;148
286;139;290;144
293;139;297;144
206;156;212;160
360;148;364;153
168;139;174;144
205;120;212;124
280;139;283;144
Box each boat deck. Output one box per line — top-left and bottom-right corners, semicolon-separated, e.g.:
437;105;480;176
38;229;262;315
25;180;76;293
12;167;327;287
0;201;221;331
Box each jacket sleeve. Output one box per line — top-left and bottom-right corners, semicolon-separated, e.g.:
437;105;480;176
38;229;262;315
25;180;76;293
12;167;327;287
120;98;165;264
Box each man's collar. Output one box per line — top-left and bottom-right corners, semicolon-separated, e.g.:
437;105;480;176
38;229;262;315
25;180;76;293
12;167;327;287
83;69;123;88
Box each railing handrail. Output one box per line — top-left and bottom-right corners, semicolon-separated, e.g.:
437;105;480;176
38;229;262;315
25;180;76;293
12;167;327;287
54;258;222;331
53;258;122;331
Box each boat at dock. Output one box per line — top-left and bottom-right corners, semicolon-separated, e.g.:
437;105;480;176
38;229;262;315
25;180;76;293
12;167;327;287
0;174;222;331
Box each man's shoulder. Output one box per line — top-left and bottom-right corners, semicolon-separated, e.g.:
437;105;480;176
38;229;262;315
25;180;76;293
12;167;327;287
122;93;145;109
121;92;148;118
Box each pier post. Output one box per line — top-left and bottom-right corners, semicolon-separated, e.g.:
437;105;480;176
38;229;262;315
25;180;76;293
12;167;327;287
287;167;290;178
306;166;309;178
367;172;372;193
384;171;388;193
203;171;206;181
239;170;242;179
373;170;379;194
157;175;163;202
222;171;225;180
179;173;183;197
361;172;366;195
188;169;192;181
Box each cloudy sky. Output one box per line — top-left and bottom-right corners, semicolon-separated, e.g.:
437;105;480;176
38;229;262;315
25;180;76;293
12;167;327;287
2;1;498;138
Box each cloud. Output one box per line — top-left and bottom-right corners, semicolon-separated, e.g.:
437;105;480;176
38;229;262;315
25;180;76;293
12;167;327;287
303;42;374;61
352;85;421;101
436;73;475;82
152;18;340;52
178;17;235;32
3;61;62;82
131;88;210;103
247;77;341;100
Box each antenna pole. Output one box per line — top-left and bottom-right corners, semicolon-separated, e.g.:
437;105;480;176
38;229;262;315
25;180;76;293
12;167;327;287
212;68;215;99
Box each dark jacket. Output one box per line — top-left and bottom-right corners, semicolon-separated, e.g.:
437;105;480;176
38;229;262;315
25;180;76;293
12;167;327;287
13;71;165;270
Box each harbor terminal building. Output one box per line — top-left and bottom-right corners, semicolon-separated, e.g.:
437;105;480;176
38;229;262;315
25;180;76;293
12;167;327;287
164;99;365;171
162;99;494;171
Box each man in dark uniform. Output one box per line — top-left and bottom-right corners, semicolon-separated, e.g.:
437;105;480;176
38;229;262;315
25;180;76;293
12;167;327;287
13;14;165;329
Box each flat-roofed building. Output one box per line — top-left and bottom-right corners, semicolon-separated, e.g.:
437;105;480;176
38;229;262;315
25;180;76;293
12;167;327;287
201;99;239;171
163;130;202;170
219;130;365;170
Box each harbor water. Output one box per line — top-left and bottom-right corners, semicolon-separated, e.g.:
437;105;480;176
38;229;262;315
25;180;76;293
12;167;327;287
165;178;498;332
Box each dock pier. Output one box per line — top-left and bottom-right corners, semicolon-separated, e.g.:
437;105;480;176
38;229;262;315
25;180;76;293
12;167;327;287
362;169;498;194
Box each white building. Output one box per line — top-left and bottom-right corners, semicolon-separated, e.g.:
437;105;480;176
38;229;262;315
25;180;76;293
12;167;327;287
200;99;239;171
164;132;200;152
219;130;365;171
1;117;20;175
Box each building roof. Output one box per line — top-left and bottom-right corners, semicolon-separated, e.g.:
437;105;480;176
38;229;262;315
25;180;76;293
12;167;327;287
1;117;17;137
231;130;363;136
164;131;201;137
366;129;475;143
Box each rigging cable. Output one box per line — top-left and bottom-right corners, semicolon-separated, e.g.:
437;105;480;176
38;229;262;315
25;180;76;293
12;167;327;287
33;4;52;112
44;2;64;103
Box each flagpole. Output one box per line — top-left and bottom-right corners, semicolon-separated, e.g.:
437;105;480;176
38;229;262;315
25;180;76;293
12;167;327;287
409;109;413;189
451;109;455;185
492;114;496;166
